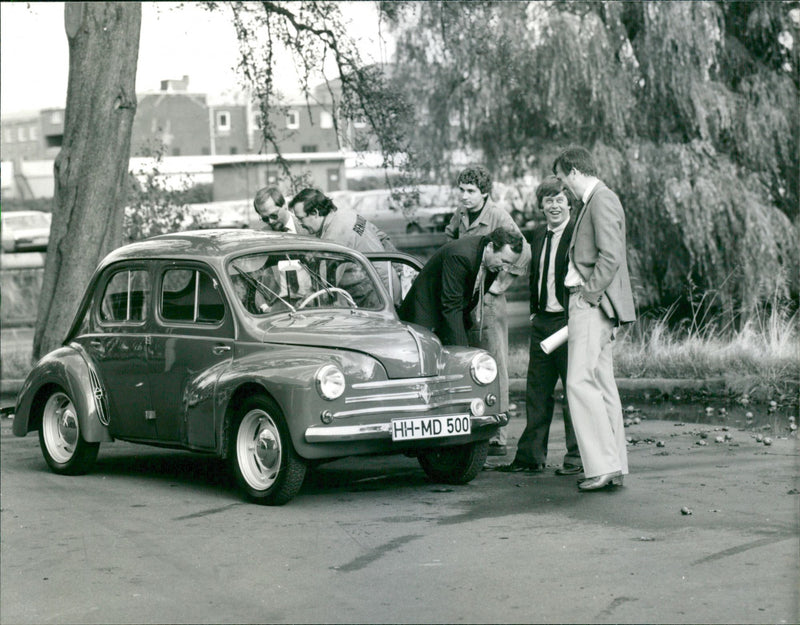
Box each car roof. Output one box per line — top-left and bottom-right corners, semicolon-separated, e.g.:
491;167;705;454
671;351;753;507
98;229;361;269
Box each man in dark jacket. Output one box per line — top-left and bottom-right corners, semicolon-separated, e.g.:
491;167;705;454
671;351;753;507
497;177;581;474
398;227;524;346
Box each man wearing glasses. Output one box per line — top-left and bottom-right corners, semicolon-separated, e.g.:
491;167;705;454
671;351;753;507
253;187;302;233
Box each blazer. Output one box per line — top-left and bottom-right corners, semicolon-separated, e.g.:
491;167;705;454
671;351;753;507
397;235;496;346
569;182;636;324
529;218;575;315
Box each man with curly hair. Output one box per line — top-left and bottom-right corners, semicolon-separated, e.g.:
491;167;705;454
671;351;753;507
443;166;531;457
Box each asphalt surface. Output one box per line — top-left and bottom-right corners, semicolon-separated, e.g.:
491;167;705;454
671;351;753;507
1;406;797;624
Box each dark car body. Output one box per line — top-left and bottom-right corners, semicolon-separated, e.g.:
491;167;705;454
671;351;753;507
13;230;506;504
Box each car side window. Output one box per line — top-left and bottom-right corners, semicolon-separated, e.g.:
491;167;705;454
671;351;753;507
161;268;225;324
99;269;150;323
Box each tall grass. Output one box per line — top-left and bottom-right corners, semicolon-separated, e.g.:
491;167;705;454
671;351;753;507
509;302;799;400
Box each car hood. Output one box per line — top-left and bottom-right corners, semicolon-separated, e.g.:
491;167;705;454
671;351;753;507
260;313;443;378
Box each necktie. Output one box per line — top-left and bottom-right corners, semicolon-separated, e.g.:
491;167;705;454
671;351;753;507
539;230;553;312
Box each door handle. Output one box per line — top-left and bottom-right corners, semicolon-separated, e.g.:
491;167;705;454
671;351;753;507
212;345;231;355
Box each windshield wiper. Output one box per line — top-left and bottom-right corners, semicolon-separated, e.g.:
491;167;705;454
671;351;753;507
233;265;297;315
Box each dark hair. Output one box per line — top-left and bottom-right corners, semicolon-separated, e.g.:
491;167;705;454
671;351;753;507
288;188;337;216
488;227;524;254
253;186;285;209
535;176;577;209
552;146;598;177
457;165;492;195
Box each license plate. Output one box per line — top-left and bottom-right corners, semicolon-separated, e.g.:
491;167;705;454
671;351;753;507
391;415;471;441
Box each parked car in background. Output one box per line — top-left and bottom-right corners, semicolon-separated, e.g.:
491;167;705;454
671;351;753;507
187;200;250;229
329;186;456;236
12;230;506;505
1;210;52;253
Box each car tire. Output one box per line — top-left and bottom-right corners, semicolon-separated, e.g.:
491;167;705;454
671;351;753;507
229;396;306;505
38;388;100;475
417;440;489;484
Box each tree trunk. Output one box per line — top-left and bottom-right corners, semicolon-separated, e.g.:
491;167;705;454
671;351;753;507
33;2;141;360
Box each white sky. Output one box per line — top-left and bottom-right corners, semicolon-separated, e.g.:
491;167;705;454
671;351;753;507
0;1;392;116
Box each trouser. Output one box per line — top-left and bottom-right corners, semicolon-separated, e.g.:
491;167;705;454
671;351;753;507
566;296;628;478
515;312;580;466
468;292;509;445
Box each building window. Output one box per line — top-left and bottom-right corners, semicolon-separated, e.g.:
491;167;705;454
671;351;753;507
46;135;63;148
286;110;299;129
320;111;333;129
50;111;62;124
230;146;238;155
3;129;13;143
216;111;230;132
301;145;318;153
172;147;181;156
29;126;38;141
17;127;26;142
352;115;367;129
253;112;262;129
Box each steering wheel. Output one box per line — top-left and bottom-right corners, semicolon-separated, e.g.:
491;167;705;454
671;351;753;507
297;287;358;309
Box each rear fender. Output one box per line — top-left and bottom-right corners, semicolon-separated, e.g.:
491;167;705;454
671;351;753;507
12;346;113;443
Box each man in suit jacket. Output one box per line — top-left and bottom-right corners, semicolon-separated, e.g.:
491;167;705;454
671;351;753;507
553;146;636;491
398;227;524;347
496;177;580;474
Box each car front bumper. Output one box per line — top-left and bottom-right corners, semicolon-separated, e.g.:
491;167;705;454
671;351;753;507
304;412;508;443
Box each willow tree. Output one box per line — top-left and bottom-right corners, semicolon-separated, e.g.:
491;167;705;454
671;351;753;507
34;2;142;360
387;0;799;322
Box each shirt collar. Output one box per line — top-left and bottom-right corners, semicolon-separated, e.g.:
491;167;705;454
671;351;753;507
548;218;569;236
582;178;600;205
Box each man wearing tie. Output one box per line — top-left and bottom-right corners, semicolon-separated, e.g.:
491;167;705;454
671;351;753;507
553;146;636;492
253;187;302;233
496;178;580;474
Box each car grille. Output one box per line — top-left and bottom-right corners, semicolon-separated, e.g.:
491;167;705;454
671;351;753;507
333;374;475;420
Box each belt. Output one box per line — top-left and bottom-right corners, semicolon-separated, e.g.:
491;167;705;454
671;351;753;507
534;310;566;318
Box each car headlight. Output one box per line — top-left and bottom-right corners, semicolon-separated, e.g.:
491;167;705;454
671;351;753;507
470;352;497;385
315;364;345;400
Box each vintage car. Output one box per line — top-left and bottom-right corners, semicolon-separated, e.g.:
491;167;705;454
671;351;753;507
12;229;507;505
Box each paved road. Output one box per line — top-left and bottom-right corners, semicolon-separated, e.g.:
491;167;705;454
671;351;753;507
2;411;797;624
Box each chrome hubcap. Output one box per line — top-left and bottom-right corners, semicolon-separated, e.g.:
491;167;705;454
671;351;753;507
42;392;79;463
237;409;282;490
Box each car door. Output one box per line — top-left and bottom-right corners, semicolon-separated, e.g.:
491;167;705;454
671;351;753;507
149;263;235;448
76;264;157;441
363;251;423;305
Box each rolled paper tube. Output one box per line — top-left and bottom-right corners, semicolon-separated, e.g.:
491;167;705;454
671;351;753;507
539;325;568;354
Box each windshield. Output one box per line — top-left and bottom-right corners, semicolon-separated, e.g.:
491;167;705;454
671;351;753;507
228;249;386;315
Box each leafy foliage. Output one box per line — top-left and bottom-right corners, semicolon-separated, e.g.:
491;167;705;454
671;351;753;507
388;0;800;322
122;144;203;242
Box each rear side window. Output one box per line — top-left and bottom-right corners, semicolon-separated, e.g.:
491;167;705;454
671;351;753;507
99;269;150;323
161;268;225;324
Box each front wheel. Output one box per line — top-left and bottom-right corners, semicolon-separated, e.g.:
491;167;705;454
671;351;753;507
229;396;306;505
417;440;489;484
38;389;99;475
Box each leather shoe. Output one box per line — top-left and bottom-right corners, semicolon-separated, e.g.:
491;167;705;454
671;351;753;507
555;463;583;476
487;442;508;457
495;461;545;473
578;471;623;491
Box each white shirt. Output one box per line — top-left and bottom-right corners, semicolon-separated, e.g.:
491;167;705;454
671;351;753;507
564;178;600;288
538;218;569;313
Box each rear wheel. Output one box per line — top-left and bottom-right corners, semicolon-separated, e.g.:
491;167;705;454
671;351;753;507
229;396;306;505
38;389;99;475
417;440;489;484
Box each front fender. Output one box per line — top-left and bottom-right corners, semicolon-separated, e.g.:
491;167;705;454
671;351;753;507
216;343;386;457
12;345;113;443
